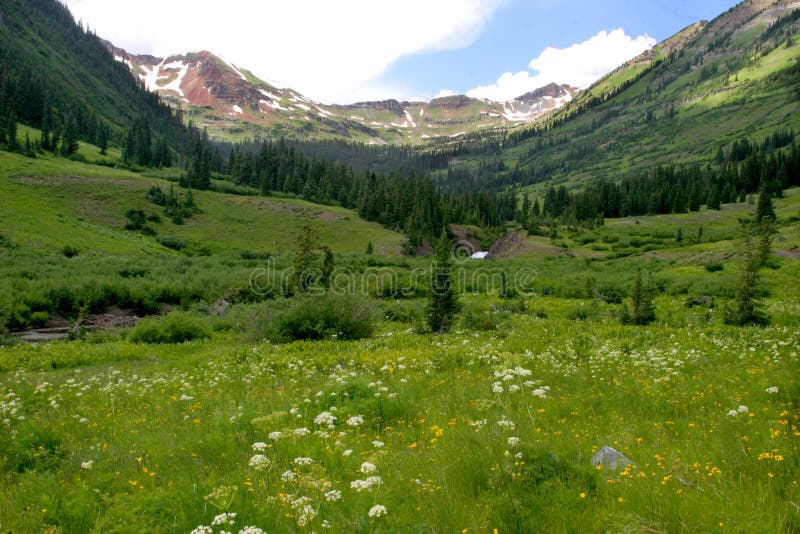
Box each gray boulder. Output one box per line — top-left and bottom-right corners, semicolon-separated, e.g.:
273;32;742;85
591;445;632;470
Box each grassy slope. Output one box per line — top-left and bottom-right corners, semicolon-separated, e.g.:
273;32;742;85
448;2;800;194
0;148;403;257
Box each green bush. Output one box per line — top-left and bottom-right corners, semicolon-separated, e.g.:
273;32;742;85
129;311;211;344
61;245;79;258
157;236;186;251
704;261;724;272
262;295;376;342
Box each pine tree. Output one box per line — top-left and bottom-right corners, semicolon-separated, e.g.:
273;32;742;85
426;228;460;333
291;221;318;294
725;224;769;326
6;111;19;152
366;241;374;255
755;185;776;223
621;270;655;325
98;123;108;155
24;133;35;158
320;246;334;288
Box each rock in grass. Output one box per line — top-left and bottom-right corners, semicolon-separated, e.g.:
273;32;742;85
591;445;632;470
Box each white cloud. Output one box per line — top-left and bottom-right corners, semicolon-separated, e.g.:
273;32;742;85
434;89;458;99
467;29;656;102
64;0;505;104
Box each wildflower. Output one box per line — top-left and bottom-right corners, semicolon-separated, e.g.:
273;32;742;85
296;505;317;527
350;476;383;492
368;504;388;518
347;415;364;427
281;470;297;482
314;411;337;428
238;527;265;534
342;449;353;457
80;460;94;470
507;437;520;448
249;454;271;471
372;440;385;448
251;442;268;452
737;405;749;414
497;416;516;430
324;489;342;502
766;386;779;394
294;457;314;466
322;519;332;529
360;461;377;474
190;527;212;534
293;427;310;437
727;409;739;417
492;382;504;394
268;431;283;441
212;512;237;526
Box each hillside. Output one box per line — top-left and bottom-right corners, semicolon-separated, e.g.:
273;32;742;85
0;0;185;148
106;42;579;144
445;0;800;194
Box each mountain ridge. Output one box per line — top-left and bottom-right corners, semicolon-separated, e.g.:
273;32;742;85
104;40;581;143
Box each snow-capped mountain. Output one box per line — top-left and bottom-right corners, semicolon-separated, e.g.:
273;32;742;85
105;41;580;143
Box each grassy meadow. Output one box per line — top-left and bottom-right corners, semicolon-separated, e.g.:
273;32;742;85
1;146;800;533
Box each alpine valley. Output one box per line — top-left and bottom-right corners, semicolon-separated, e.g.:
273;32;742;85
1;0;800;533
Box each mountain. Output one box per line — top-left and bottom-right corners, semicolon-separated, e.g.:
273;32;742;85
105;42;579;143
439;0;800;193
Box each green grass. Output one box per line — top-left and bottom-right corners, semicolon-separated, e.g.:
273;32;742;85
0;297;797;532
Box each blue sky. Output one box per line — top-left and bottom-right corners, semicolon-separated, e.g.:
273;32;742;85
65;0;741;104
386;0;740;100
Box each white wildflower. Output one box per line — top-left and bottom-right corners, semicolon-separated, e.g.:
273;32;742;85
737;405;749;414
238;527;265;534
212;512;237;526
293;427;310;437
190;526;212;534
347;415;364;427
251;442;268;452
368;504;388;518
281;470;297;482
80;460;94;470
268;431;282;441
507;437;520;448
766;386;779;394
324;489;342;502
294;457;314;466
359;461;377;474
314;411;337;428
249;454;271;471
372;440;384;448
342;449;353;457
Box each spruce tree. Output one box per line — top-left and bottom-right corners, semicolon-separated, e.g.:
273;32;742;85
98;124;108;155
426;228;460;333
621;270;655;325
291;221;318;294
320;246;334;288
725;224;769;326
6;111;19;152
755;186;776;223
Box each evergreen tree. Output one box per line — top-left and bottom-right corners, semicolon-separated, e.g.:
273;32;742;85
621;270;656;325
725;224;769;326
320;246;334;288
366;241;374;255
755;185;776;223
60;115;79;156
291;221;318;294
24;133;35;158
97;123;108;155
6;111;19;152
426;228;460;333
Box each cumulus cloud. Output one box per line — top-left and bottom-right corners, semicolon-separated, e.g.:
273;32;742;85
466;29;656;102
434;89;458;99
64;0;505;104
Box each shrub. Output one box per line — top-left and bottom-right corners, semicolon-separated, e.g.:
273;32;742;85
129;311;211;344
704;261;724;272
461;306;503;331
265;295;376;342
61;245;79;258
157;236;186;251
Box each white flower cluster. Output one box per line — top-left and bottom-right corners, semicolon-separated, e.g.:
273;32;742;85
727;404;750;417
368;504;388;518
268;431;283;441
293;457;314;466
251;442;268;452
248;454;271;471
359;461;377;474
346;415;364;427
324;489;342;502
314;411;337;429
350;476;383;492
211;512;237;526
497;415;516;430
766;386;779;394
